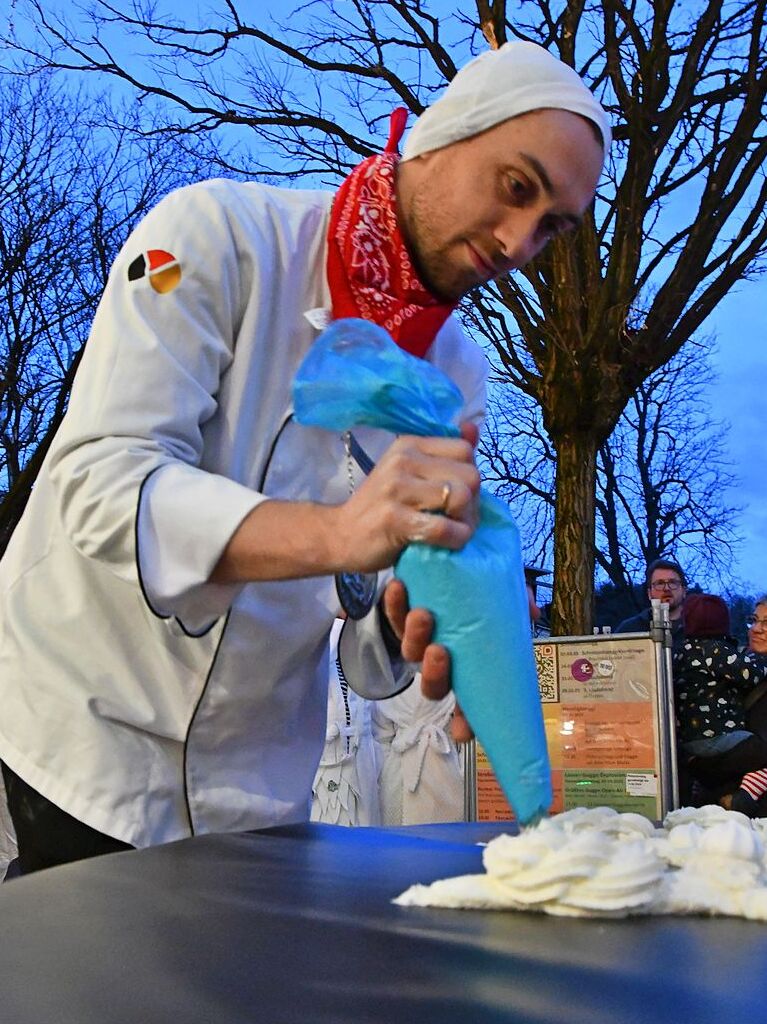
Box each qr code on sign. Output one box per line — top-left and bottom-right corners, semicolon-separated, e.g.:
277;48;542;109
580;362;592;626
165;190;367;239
534;644;557;702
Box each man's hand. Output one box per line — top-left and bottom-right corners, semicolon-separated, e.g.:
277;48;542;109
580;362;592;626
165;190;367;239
209;422;480;586
382;577;473;744
333;421;481;574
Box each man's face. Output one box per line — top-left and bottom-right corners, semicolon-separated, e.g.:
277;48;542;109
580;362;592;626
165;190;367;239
748;603;767;655
396;108;604;302
647;568;686;617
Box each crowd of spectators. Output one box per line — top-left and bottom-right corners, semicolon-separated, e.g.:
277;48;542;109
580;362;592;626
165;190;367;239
603;556;767;817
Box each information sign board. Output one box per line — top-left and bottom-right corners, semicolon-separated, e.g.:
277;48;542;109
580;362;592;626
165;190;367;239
472;634;675;823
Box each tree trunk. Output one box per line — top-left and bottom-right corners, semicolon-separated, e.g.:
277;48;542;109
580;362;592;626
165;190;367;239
549;433;598;636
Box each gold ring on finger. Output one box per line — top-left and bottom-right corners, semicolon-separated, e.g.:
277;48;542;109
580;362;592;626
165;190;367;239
439;481;451;515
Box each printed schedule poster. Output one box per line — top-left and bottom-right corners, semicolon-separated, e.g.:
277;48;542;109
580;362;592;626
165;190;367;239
475;637;663;823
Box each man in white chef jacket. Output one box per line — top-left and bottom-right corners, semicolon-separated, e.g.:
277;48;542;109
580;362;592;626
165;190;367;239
0;42;610;872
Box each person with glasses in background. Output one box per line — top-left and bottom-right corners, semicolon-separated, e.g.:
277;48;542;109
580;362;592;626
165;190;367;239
615;558;687;651
674;593;767;817
746;598;767;656
738;596;767;753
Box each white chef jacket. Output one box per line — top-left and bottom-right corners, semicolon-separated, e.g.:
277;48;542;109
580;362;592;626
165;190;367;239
311;620;381;827
0;178;487;848
372;681;464;825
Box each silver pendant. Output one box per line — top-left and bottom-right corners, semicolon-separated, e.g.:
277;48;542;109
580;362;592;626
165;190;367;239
335;571;378;620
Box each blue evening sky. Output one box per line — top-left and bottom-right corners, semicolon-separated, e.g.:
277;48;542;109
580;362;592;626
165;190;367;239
709;289;766;593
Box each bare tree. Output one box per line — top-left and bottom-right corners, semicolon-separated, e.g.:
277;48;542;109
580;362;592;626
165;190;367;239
5;0;767;632
479;380;556;573
0;71;221;552
594;338;741;594
481;336;742;599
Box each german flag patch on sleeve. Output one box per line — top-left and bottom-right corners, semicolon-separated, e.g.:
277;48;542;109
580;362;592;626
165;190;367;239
127;249;182;294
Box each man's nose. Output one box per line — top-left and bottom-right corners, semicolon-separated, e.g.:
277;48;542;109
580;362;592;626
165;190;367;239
494;212;543;271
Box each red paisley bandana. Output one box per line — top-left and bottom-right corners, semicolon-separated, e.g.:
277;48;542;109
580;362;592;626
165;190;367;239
326;108;457;358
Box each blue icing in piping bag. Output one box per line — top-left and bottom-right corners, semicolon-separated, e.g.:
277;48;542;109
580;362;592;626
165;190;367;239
396;492;551;824
293;318;552;825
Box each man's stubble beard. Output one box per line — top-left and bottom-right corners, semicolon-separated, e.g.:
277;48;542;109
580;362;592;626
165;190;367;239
397;185;471;303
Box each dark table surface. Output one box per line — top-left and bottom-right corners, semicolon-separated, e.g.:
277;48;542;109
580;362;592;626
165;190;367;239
1;820;765;1024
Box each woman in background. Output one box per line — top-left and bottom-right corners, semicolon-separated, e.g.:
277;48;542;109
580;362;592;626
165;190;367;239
746;596;767;656
674;593;767;815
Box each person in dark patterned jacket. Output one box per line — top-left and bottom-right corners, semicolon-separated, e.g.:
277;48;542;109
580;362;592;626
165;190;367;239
673;593;767;815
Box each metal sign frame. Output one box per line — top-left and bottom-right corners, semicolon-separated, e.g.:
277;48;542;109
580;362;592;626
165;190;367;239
464;604;679;823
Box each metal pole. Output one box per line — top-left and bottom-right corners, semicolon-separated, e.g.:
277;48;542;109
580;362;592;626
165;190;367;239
651;599;679;814
463;738;477;821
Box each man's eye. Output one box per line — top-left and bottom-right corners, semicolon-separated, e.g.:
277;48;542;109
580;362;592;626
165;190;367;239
507;176;528;200
541;217;570;240
539;220;558;241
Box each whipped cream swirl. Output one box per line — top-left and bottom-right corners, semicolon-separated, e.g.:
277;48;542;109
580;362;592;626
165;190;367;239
394;805;767;920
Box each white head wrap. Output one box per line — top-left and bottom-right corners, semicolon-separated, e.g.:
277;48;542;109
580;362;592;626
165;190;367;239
401;41;611;162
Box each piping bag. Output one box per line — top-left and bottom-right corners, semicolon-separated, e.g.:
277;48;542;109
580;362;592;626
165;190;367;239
293;318;552;824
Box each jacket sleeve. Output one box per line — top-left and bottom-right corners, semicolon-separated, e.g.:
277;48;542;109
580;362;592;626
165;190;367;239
47;182;267;633
710;645;767;694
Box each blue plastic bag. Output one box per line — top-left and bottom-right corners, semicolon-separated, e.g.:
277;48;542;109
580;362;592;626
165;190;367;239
293;318;552;825
293;317;464;437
